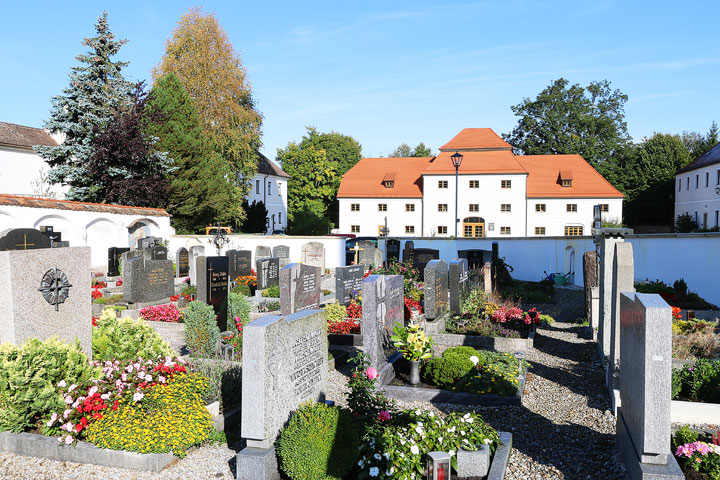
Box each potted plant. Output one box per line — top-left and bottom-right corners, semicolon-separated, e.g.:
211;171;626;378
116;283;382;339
391;322;433;385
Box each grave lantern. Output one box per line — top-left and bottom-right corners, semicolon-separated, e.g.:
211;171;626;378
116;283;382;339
427;451;451;480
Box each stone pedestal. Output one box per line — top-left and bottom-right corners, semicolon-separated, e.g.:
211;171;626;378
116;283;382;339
236;446;280;480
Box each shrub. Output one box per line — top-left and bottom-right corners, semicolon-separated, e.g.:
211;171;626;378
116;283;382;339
92;309;174;362
672;368;683;399
277;402;360;480
446;315;521;338
675;213;699;233
453;351;528;396
189;358;243;410
230;283;251;296
139;303;183;323
461;289;488;317
181;284;197;297
0;338;96;433
324;302;348;324
675;359;720;403
265;300;281;311
262;284;280;297
84;372;213;456
184;301;220;358
227;293;251;335
347;353;393;423
422;347;480;387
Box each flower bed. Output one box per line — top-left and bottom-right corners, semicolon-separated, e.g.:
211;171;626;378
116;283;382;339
671;426;720;480
671;359;720;424
139;303;183;323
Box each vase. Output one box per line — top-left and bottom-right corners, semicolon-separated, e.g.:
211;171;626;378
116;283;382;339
409;360;421;385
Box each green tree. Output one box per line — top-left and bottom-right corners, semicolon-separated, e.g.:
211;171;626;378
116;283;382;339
35;12;132;201
277;142;337;235
682;121;719;158
503;78;631;168
144;73;240;232
390;142;433;157
241;200;268;233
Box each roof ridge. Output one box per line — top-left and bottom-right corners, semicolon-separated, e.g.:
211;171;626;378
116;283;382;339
0;194;169;213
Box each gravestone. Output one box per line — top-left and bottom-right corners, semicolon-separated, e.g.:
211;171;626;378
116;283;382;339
424;260;449;319
107;247;130;276
385;239;400;264
197;256;229;331
227;249;252;280
616;292;683;480
448;259;469;315
120;249;142;277
39;226;62;246
482;262;492;293
279;263;321;315
401;240;414;263
583;251;598;324
188;246;205;286
272;245;290;267
256;245;271;260
608;242;635;402
301;242;325;271
147;245;168;261
593;204;602;230
358;240;377;268
256;257;280;290
138;236;159;249
591;286;600;340
361;275;404;382
0;247;92;357
123;257;174;305
0;228;51;251
374;249;384;270
54;241;70;248
335;264;364;305
176;247;189;278
237;309;328;478
458;249;486;270
412;248;439;280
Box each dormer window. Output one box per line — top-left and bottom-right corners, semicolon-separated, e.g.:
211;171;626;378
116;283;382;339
559;170;573;187
383;172;396;189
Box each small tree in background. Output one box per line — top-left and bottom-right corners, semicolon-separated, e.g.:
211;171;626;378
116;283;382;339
675;213;699;233
241;200;268;233
390;142;433;157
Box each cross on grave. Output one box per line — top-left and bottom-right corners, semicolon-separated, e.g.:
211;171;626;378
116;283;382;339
37;266;73;312
207;264;214;301
16;234;35;250
375;278;387;329
268;342;284;391
351;244;364;265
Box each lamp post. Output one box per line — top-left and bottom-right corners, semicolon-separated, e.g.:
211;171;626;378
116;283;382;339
451;151;464;237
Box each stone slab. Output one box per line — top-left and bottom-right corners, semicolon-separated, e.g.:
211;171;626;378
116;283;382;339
272;245;290;267
197;256;229;331
385;239;400;263
0;228;51;251
226;249;252;279
301;242;325;270
188;246;205;286
176;247;189;278
236;446;280;480
456;444;490;478
448;259;469;315
107;247;130;277
424;259;448;320
279;263;321;316
123;258;174;305
608;242;635;391
431;330;535;353
256;257;279;290
486;432;513;480
255;245;271;260
334;264;364;305
671;399;720;424
361;275;404;373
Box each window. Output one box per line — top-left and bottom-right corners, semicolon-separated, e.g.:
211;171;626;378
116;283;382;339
437;226;447;234
564;226;583;236
383;180;394;188
717;170;720;185
678;179;682;192
696;175;699;188
535;204;546;212
438;204;448;212
378;203;387;211
469;204;479;212
278;212;282;224
706;172;710;187
255;180;260;194
500;226;511;235
600;204;609;212
378;225;385;235
351;225;360;233
687;177;690;190
278;183;282;195
438;180;448;189
405;225;415;234
351;203;360;211
500;204;511;212
268;181;272;195
535;227;546;235
501;180;511;189
405;204;415;212
469;180;479;188
567;204;577;212
561;179;572;187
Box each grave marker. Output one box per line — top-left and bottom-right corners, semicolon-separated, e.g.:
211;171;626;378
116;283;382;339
608;242;635;398
120;249;142;277
583;251;598;325
107;247;130;277
482;262;492;293
335;264;364;305
39;226;62;246
197;256;229;331
148;245;167;261
385;239;400;263
0;228;51;251
227;249;252;280
279;263;321;315
272;245;290;267
176;247;189;278
123;257;174;304
424;260;449;319
401;240;414;263
361;274;404;380
412;248;439;280
188;246;205;286
448;259;469;315
358;240;377;267
301;242;325;270
256;257;280;290
138;236;159;250
255;245;271;259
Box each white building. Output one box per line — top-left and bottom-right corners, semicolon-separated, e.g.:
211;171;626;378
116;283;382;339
338;128;624;237
675;142;720;229
244;153;289;234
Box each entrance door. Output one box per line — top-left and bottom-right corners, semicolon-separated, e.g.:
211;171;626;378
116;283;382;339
463;217;485;238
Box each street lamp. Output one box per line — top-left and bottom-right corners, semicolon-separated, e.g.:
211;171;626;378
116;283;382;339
451;151;464;237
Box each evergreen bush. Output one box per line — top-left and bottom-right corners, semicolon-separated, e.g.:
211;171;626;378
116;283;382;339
324;302;348;324
277;402;360;480
184;301;220;358
230;283;251;296
422;346;481;388
227;292;251;335
92;308;174;362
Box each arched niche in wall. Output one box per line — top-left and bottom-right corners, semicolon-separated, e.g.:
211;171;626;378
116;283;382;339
564;245;576;285
86;218;120;267
0;209;19;231
33;214;82;246
126;218;160;249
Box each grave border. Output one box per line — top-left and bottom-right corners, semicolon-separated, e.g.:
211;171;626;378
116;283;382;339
670;399;720;424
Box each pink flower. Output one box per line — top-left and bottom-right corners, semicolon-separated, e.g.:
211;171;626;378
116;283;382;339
63;409;71;419
68;384;77;392
64;395;73;404
366;367;379;381
64;435;73;445
88;386;98;396
133;392;144;402
378;410;391;421
57;380;67;388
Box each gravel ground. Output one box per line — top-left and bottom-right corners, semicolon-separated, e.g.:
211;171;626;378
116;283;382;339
0;287;628;479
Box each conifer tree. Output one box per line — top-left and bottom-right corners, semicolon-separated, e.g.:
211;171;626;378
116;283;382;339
35;12;132;201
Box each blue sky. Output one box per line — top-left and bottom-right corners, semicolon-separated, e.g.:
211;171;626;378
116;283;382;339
1;1;719;159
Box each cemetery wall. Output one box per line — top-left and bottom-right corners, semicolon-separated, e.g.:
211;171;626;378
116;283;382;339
168;235;345;270
380;233;720;306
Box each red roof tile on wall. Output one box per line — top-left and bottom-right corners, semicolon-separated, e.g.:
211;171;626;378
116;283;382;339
0;195;171;216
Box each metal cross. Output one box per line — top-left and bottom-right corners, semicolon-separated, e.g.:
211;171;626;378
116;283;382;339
37;266;72;311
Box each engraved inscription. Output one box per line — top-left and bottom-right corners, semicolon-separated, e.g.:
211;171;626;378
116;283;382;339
289;331;323;398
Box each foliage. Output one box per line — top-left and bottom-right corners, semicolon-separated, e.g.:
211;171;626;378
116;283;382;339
92;309;174;362
0;338;96;433
390;323;432;361
235;272;257;288
184;301;221;358
35;12;133;201
227;292;251;335
461;289;489;317
139;303;183;323
357;409;499;479
145;73;239;232
347;353;393;423
230;283;251;296
241;200;269;233
324;302;348;324
346;299;362;319
422;347;480;388
277;402;361;480
672;426;720;480
262;284;280;297
676;213;700;233
189;358;243;409
673;359;720;403
673;331;720;360
446;315;521;338
154;7;262;223
492;257;514;288
390;142;433;157
453;351;527;397
327;319;360;334
84;372;212;456
180;283;197;297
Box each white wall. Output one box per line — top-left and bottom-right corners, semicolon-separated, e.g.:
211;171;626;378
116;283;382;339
675;166;720;228
0;146;68;198
339;197;423;237
168;234;347;271
526;198;623;236
247;173;288;233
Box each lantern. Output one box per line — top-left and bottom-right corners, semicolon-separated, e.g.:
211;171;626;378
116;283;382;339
427;451;452;480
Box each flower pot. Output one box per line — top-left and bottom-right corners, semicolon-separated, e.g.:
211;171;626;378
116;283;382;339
409;360;421;385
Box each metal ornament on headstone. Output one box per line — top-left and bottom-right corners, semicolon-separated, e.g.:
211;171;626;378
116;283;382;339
361;274;404;382
0;228;52;251
212;229;229;255
38;266;72;312
335;264;364;305
424;260;449;319
197;256;230;331
279;263;321;316
448;259;469;315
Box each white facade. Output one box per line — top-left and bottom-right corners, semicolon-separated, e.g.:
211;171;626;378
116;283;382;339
246;172;288;234
526;197;624;237
0;146;67;199
675;165;720;229
339;197;423;237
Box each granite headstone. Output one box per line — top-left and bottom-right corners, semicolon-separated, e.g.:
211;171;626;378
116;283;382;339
0;228;51;251
227;249;252;280
176;247;189;278
301;242;325;271
358;240;377;268
412;248;439;280
107;247;130;277
39;226;62;246
256;257;280;290
334;264;364;305
272;245;290;267
123;257;174;304
279;263;321;315
401;241;414;263
448;259;469;315
197;256;230;331
424;260;449;319
385;239;400;264
361;274;404;379
256;245;271;260
608;242;635;395
188;246;205;286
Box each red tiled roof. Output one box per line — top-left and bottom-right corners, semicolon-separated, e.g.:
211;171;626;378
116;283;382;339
515;155;624;198
337;157;433;198
0;195;171;216
423;150;527;175
439;128;512;151
0;121;58;150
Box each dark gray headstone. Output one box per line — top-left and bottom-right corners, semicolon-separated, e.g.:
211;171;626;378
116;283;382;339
138;236;159;250
123;257;174;304
594;204;602;229
107;247;130;276
401;241;414;263
150;245;168;261
256;257;280;290
458;249;488;270
39;226;62;246
361;275;404;376
386;239;400;263
279;263;321;316
197;256;229;331
255;245;271;259
412;248;439;280
335;265;364;305
0;228;51;251
176;247;189;277
272;245;290;267
120;249;142;276
424;260;448;319
449;259;469;315
227;249;252;279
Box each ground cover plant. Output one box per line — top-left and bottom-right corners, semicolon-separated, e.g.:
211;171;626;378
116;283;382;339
139;303;183;323
672;425;720;480
672;359;720;403
636;279;718;310
92;308;174;362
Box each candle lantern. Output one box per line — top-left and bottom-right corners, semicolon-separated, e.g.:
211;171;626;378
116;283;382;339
427;451;451;480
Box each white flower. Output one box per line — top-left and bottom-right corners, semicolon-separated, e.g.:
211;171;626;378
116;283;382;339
438;437;443;443
466;417;474;424
400;439;406;445
57;380;67;388
64;435;73;445
448;426;456;433
460;430;466;436
133;392;144;402
410;445;420;455
449;450;455;456
383;452;390;460
415;409;421;415
484;438;492;444
386;467;394;475
415;425;423;434
374;453;381;460
469;355;479;365
428;411;434;417
100;393;110;400
369;467;380;477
